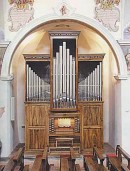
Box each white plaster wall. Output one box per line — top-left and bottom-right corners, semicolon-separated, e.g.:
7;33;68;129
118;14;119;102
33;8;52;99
0;80;13;157
108;51;118;147
3;0;122;41
16;56;25;144
103;52;110;143
0;1;4;40
121;77;130;154
0;1;4;28
123;0;130;28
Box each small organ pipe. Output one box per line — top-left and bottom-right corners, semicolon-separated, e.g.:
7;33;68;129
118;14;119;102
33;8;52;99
67;49;70;99
31;70;34;99
88;75;89;100
59;46;62;96
72;58;75;101
70;55;72;100
99;62;102;100
42;79;44;101
26;64;29;100
95;68;97;100
38;76;40;100
53;58;56;100
97;64;99;100
56;52;59;99
28;67;31;100
63;42;66;94
85;78;87;100
92;69;94;100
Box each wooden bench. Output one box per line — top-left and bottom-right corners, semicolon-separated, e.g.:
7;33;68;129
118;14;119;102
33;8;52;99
60;157;69;171
69;147;77;171
49;164;56;171
3;146;24;171
31;147;49;171
107;145;130;171
121;163;130;171
75;164;81;171
84;146;107;171
0;165;5;171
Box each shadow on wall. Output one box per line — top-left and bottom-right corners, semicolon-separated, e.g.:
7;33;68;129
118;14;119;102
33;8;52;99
0;28;4;41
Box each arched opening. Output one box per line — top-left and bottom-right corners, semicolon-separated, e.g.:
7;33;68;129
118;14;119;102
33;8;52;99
1;16;127;154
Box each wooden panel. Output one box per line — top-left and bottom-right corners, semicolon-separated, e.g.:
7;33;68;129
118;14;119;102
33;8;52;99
25;103;49;151
79;102;103;149
83;128;103;148
28;128;46;149
26;105;48;126
83;104;103;126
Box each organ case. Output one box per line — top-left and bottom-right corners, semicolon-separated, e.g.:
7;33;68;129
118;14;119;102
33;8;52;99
24;54;50;151
24;31;104;151
78;54;104;149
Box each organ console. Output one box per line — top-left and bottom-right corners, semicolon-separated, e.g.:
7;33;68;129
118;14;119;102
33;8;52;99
24;31;104;152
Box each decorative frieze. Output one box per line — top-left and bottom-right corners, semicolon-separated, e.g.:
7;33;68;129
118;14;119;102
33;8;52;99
78;54;105;61
23;54;50;60
49;31;80;38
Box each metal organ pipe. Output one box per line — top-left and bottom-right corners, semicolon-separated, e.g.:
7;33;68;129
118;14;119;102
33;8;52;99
99;62;102;101
59;46;62;97
63;42;66;94
26;64;29;101
53;57;56;104
70;54;72;101
67;49;70;101
72;58;75;104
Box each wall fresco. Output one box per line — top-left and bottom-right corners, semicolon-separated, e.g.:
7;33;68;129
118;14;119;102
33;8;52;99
8;0;34;32
95;0;120;32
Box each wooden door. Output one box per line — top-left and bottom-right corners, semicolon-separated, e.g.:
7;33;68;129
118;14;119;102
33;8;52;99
80;102;103;149
25;103;49;151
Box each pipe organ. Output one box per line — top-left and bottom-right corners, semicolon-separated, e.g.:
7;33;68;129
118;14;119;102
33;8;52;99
24;31;104;152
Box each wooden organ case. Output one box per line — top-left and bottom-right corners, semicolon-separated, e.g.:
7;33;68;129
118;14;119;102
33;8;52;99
24;31;104;152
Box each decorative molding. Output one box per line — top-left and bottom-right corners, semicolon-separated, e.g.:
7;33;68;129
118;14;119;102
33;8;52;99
118;41;130;71
123;22;130;40
23;54;50;60
114;75;127;80
0;74;14;81
53;1;75;16
48;31;80;38
118;40;130;46
78;54;105;61
0;41;10;48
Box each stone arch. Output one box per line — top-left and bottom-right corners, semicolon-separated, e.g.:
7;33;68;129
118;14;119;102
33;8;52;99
1;13;127;78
